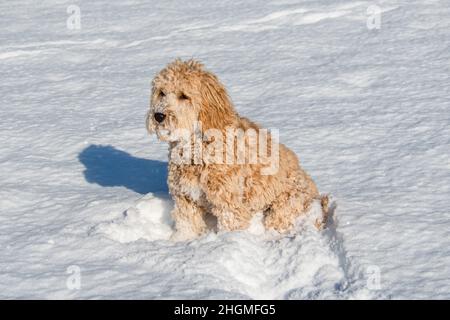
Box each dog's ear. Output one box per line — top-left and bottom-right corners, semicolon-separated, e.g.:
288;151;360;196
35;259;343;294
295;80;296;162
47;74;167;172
146;81;158;134
198;73;237;131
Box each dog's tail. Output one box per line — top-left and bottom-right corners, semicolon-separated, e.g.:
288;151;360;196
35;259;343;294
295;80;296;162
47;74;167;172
314;194;330;230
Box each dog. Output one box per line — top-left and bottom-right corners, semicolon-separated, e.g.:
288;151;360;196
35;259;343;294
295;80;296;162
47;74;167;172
146;59;328;240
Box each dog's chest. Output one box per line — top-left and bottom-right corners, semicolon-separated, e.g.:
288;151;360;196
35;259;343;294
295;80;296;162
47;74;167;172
169;164;205;203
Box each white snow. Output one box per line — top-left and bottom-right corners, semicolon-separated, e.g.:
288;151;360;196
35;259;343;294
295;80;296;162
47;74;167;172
95;193;174;243
1;0;449;299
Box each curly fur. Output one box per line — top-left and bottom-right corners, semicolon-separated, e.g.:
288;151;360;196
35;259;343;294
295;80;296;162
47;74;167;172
147;59;327;240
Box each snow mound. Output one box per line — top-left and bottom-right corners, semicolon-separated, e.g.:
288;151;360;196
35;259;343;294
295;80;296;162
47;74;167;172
96;193;174;242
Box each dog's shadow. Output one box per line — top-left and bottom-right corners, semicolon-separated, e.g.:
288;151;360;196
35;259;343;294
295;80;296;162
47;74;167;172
78;144;168;194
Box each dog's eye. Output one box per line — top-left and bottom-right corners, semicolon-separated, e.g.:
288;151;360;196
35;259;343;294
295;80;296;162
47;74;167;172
158;91;165;98
179;93;189;100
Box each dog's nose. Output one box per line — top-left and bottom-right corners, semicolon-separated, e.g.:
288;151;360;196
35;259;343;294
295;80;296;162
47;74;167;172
154;112;166;123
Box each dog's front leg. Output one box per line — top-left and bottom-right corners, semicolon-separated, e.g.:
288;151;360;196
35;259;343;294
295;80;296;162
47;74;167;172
170;195;208;241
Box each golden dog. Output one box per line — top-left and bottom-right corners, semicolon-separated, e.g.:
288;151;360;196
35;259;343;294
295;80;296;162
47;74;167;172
147;59;328;240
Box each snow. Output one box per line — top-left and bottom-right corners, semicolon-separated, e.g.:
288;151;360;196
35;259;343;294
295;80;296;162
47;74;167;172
95;193;174;243
1;0;449;299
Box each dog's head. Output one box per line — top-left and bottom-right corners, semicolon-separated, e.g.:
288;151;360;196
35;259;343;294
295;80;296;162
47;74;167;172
146;59;237;142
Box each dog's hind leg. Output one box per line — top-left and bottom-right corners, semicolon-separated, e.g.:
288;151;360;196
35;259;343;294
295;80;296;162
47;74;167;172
170;195;208;241
263;190;314;233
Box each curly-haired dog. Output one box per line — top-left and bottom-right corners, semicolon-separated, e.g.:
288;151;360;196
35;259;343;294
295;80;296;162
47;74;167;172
146;59;328;240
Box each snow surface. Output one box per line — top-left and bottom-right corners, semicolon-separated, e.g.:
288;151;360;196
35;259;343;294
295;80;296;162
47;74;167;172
1;0;449;299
